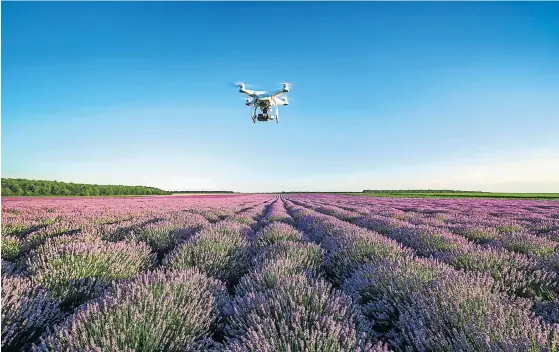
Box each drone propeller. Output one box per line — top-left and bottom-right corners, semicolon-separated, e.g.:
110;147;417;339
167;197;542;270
230;81;259;89
280;81;293;90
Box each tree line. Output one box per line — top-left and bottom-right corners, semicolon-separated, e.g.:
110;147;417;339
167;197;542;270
362;189;485;193
1;178;171;197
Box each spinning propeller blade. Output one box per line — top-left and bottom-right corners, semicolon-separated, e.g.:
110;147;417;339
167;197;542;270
280;81;293;90
231;81;258;89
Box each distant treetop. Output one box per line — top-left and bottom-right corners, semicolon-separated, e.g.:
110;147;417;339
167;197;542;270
1;178;168;197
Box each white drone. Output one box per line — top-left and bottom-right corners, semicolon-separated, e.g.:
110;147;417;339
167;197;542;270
234;81;291;123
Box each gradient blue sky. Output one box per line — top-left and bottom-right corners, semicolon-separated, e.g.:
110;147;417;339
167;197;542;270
2;1;558;192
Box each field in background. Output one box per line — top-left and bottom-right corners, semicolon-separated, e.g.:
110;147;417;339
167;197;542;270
349;191;559;200
170;193;242;196
2;194;558;350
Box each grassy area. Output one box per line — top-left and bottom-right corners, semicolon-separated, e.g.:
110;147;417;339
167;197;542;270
346;192;559;200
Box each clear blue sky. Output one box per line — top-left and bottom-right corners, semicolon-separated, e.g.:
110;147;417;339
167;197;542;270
2;2;558;192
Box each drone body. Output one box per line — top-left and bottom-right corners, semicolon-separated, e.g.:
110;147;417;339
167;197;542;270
235;82;291;123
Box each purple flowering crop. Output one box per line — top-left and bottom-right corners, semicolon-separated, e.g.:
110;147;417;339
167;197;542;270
2;275;62;350
32;268;229;351
2;194;559;350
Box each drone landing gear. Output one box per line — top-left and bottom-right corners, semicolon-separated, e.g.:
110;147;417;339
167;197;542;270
251;106;280;123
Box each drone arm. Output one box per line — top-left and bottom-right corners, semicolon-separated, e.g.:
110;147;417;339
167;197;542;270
240;88;257;97
238;84;258;97
270;88;288;98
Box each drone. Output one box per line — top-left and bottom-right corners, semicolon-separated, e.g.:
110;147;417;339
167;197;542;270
234;81;291;123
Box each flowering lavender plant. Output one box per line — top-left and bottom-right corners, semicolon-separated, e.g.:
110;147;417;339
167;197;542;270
26;236;155;308
2;275;62;350
33;268;229;351
222;274;378;351
1;235;22;261
342;256;456;341
395;272;558;351
163;220;252;284
2;194;558;350
252;222;305;246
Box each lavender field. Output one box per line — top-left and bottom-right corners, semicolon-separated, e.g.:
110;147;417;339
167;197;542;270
1;194;559;351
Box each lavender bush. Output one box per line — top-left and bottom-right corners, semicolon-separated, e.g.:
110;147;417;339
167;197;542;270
2;275;62;350
125;214;209;259
252;222;305;245
395;272;559;351
1;235;22;261
33;268;229;351
259;199;295;226
490;231;558;259
222;274;379;351
249;241;325;273
163;220;252;284
2;259;18;276
435;247;558;299
324;231;414;285
342;256;456;340
26;236;155;308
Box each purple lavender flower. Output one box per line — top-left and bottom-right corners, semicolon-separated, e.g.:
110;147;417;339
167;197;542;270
353;215;409;235
222;274;378;351
342;256;456;340
125;214;209;258
26;236;155;308
163;220;252;283
249;241;325;273
2;260;18;276
395;272;559;351
2;275;62;350
33;268;229;351
315;205;361;222
235;241;326;298
259;199;295;226
324;230;414;285
435;247;558;299
534;298;559;325
447;224;501;244
490;231;558;259
252;222;305;246
387;224;472;257
1;235;22;261
545;251;559;275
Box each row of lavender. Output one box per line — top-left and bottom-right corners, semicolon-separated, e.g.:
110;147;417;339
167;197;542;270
282;195;559;350
2;195;278;350
3;194;559;351
287;195;559;323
